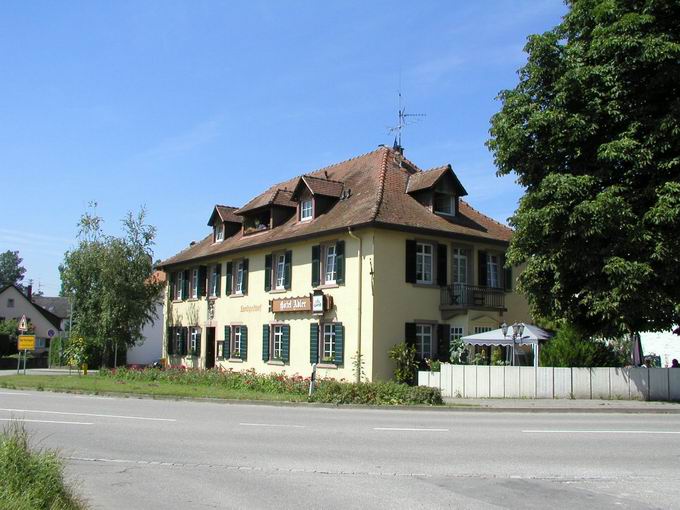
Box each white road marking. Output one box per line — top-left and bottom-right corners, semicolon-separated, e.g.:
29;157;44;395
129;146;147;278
239;422;306;428
0;408;175;422
0;391;28;395
523;430;680;435
374;427;449;432
0;418;93;425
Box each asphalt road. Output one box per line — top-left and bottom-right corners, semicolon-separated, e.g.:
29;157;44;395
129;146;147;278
1;390;679;509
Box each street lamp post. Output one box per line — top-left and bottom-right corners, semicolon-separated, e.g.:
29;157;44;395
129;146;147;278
501;322;525;366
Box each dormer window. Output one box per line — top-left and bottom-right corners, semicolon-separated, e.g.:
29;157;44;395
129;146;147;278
434;193;456;216
214;224;224;242
300;199;313;221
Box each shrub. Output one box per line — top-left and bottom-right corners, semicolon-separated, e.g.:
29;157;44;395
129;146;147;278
388;342;418;385
540;323;626;367
0;423;85;509
311;380;442;405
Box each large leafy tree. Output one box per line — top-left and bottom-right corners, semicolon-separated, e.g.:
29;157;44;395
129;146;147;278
59;206;164;367
0;251;26;289
488;1;680;343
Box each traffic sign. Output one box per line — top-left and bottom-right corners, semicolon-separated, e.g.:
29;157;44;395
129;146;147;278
18;315;28;333
18;335;36;351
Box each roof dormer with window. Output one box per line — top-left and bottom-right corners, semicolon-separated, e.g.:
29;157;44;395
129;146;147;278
406;165;467;218
208;205;242;243
235;189;297;235
291;174;344;222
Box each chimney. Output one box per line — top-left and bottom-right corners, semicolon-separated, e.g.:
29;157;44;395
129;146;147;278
27;285;32;301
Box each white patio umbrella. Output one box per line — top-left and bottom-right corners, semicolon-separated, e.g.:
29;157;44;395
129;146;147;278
461;324;552;367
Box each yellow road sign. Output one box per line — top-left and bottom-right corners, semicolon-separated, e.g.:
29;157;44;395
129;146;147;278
18;335;36;350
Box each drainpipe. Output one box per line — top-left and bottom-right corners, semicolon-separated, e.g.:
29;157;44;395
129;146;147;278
347;227;363;383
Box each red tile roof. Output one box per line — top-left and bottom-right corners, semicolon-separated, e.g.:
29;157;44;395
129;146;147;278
159;147;512;267
208;205;242;226
297;175;344;198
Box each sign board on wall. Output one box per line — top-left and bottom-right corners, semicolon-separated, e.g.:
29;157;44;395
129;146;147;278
270;293;333;314
18;335;36;350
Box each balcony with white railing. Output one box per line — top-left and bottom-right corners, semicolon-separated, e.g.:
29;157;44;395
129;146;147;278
440;283;506;314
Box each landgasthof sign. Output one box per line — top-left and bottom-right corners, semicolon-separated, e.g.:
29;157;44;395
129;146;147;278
18;335;36;351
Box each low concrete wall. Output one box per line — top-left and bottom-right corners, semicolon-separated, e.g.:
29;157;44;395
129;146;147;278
424;365;680;401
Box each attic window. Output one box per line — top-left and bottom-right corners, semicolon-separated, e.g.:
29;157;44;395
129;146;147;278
434;193;456;216
214;224;224;242
300;199;313;221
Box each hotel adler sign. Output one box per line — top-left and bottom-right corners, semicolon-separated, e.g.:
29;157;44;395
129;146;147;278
270;291;332;314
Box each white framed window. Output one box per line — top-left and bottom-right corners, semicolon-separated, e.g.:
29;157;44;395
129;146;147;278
209;264;219;297
176;272;184;300
300;199;313;221
232;326;242;357
191;268;199;299
452;248;468;284
434;193;455;215
450;326;464;343
416;242;433;284
324;245;337;284
487;254;500;288
322;323;336;361
272;325;284;360
235;260;244;294
275;253;286;289
174;328;183;353
474;326;492;334
416;324;433;359
190;327;201;354
215;224;224;242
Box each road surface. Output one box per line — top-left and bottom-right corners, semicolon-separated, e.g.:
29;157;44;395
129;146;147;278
1;389;679;509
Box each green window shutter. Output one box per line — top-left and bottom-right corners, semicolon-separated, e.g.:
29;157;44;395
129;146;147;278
181;327;188;355
334;323;344;365
405;240;416;283
284;250;292;290
167;327;174;355
169;273;176;299
196;329;201;357
282;325;290;363
241;326;248;360
502;255;512;291
311;245;320;287
215;263;222;297
226;325;232;356
404;322;416;349
225;262;233;295
199;265;207;297
182;270;190;299
437;244;447;286
264;254;272;291
310;323;319;364
262;324;270;362
478;251;487;287
242;259;249;294
335;241;345;284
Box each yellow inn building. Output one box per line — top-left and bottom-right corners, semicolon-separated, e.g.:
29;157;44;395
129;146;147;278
158;146;530;381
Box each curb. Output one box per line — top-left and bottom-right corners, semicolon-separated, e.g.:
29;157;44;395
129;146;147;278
4;386;680;413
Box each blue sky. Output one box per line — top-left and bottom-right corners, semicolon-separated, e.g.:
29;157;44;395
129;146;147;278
0;1;566;295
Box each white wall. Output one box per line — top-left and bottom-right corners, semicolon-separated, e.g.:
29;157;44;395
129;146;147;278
127;302;163;365
419;364;680;402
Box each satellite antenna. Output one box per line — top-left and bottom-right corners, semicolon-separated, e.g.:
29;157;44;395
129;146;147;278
388;91;426;151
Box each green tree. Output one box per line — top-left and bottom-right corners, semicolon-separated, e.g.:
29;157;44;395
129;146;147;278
540;323;626;367
59;205;164;367
388;342;418;385
487;1;680;352
0;251;26;289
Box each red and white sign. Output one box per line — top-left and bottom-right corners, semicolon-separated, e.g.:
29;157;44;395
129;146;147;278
18;315;28;333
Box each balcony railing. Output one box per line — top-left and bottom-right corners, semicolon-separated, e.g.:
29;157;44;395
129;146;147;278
440;283;505;310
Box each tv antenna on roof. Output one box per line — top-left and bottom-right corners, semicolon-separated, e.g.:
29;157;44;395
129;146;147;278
388;91;426;151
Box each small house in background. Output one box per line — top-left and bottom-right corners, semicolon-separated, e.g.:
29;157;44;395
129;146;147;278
126;271;166;367
0;285;62;360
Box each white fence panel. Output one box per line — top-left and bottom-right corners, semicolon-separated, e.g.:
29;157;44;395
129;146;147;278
476;366;491;398
670;369;680;401
452;365;465;398
572;368;591;399
591;368;610;399
553;368;572;398
519;367;536;398
490;367;505;398
649;369;669;401
610;368;630;399
440;363;452;398
536;367;554;398
629;368;649;400
464;365;477;398
504;366;520;398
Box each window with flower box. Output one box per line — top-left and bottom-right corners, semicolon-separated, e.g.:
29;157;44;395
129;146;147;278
262;323;289;363
309;322;344;365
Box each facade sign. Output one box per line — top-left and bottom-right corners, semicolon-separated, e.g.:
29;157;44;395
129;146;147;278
271;296;312;313
312;294;324;313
